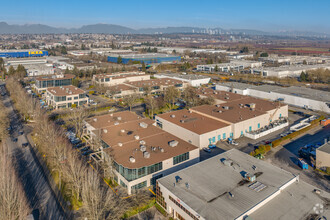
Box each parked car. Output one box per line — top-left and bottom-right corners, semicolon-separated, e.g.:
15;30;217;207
82;150;93;156
208;144;217;149
203;147;211;153
231;140;239;146
80;146;90;152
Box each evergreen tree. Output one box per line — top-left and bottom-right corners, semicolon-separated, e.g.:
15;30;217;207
141;62;146;72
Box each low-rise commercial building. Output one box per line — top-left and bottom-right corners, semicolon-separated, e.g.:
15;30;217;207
197;60;262;72
92;72;149;86
34;74;75;93
125;78;188;93
156;149;330;220
216;82;330;113
154;73;210;87
251;64;330;78
84;111;200;195
0;49;49;58
45;85;88;109
156;90;288;148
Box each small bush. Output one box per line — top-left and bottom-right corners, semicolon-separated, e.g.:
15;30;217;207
155;203;167;217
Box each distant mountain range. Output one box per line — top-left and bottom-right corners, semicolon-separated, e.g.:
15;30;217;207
0;22;328;37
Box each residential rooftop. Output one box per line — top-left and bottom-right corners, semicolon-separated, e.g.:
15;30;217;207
158;149;330;220
46;85;85;96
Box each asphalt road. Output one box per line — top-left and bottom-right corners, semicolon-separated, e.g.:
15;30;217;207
1;83;66;220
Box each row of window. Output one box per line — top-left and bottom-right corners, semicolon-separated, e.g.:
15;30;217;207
131;181;147;192
173;152;189;165
53;94;86;102
37;78;72;89
114;161;163;181
169;196;199;220
156;182;167;210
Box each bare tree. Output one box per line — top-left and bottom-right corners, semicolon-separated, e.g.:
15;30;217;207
182;86;199;107
164;86;180;109
123;94;140;111
67;108;90;139
199;96;215;105
145;96;158;118
0;143;31;220
80;170;127;220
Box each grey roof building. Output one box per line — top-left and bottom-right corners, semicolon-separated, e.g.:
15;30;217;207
156;149;330;220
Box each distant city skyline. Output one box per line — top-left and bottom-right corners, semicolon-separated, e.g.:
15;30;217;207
1;0;330;34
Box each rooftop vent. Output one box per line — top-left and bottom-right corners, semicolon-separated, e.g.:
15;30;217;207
225;97;229;99
143;151;150;158
129;156;135;163
134;135;140;140
118;143;123;147
216;104;221;107
93;118;97;122
160;148;164;153
139;122;148;128
103;129;108;133
140;145;147;152
170;114;176;118
114;121;119;125
120;129;125;133
223;106;230;110
249;103;256;109
117;116;122;121
221;158;233;166
139;140;146;145
110;113;113;116
169;140;179;147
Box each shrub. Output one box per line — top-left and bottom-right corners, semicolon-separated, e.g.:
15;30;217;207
155;203;167;217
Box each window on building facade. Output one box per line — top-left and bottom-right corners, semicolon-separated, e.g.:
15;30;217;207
74;96;78;100
156;182;167;209
114;161;163;182
173;152;189;165
79;94;86;99
218;135;221;141
120;179;127;188
169;196;199;220
131;181;147;192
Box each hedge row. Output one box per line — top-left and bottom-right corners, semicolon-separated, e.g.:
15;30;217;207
272;115;325;148
250;144;271;157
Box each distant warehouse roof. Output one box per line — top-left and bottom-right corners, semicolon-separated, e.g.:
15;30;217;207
107;53;181;64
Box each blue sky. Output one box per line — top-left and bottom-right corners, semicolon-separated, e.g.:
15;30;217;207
1;0;330;33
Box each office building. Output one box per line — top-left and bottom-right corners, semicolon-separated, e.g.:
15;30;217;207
92;72;150;86
45;85;88;109
84;111;200;195
107;53;181;64
154;73;211;87
34;74;75;93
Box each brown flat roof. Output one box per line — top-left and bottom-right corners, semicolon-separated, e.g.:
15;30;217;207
126;78;185;88
85;111;141;129
94;71;145;80
197;87;247;102
36;74;75;81
108;84;136;91
46;85;85;96
157;109;230;134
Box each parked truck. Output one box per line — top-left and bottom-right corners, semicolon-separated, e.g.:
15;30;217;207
297;158;308;170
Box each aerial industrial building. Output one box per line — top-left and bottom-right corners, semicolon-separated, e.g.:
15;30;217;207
197;60;262;72
107;53;181;64
154;73;211;87
92;72;150;86
156;149;330;220
84;111;200;195
156;90;288;147
251;64;330;78
0;49;49;58
216;82;330;113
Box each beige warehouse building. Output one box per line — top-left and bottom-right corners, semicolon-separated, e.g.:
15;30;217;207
316;141;330;169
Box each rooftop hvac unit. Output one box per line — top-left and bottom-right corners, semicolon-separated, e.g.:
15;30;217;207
120;129;125;133
170;114;175;118
223;106;230;110
169;140;179;147
218;110;222;113
225;97;229;99
139;122;148;128
134;135;140;140
222;159;233;166
139;140;146;145
129;156;135;163
117;116;122;121
140;145;147;152
143;151;150;158
110;113;113;116
118;143;123;147
103;129;108;133
160;148;164;153
93;118;97;122
216;104;220;107
249;103;256;109
213;91;218;94
69;91;72;95
114;122;119;125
